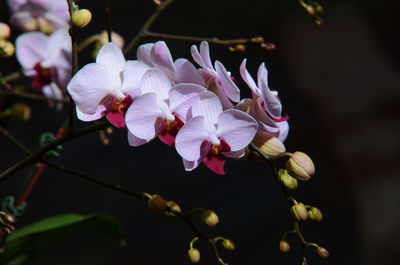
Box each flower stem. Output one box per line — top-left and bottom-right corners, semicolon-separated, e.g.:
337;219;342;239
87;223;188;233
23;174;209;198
103;0;112;42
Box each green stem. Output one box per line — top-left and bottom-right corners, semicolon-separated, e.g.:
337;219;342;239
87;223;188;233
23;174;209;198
103;0;112;42
77;35;101;53
0;90;69;103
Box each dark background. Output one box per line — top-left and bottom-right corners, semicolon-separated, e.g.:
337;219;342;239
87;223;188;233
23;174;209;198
1;0;399;264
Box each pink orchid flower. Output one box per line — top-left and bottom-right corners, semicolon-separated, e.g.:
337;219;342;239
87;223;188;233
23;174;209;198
67;42;144;128
175;91;258;175
136;41;205;86
125;68;206;147
15;28;71;108
191;41;240;109
237;59;289;142
8;0;69;33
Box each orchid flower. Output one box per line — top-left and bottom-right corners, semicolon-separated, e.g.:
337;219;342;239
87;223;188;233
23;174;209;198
125;68;206;147
8;0;69;33
175;91;258;175
136;41;205;86
237;59;289;143
191;41;240;109
15;28;71;108
67;42;146;128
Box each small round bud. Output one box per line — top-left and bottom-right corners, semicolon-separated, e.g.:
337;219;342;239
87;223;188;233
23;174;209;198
200;209;219;227
262;42;276;51
290;203;308;221
308;207;323;222
165;201;181;217
222;239;235;251
252;134;286;159
10;103;31;122
147;194;168;214
316;246;329;258
286;152;315;181
305;5;315;15
72;9;92;28
315;5;324;14
279;169;298;191
0;39;15;57
234;44;246;52
0;22;11;39
279;240;290;253
188;248;200;263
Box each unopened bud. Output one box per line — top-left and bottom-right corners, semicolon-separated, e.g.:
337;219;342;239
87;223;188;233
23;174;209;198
251;36;264;43
315;4;324;14
314;16;324;27
279;169;298;191
222;239;235;251
72;9;92;28
188;248;200;263
0;22;11;39
262;42;276;51
279;240;290;253
291;203;308;221
100;31;125;48
252;134;286;159
308;207;323;222
305;5;315;15
147;194;168;214
235;44;246;52
10;103;31;121
316;246;329;258
286;151;315;181
0;39;15;57
201;209;219;227
165;201;181;217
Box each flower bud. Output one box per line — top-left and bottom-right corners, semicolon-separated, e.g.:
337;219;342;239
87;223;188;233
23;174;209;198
222;239;235;251
235;44;246;52
308;207;323;222
165;201;181;217
290;203;308;221
200;209;219;227
100;31;125;49
72;9;92;28
252;134;286;159
147;194;168;215
0;22;11;40
316;246;329;258
279;240;290;253
0;39;15;57
10;103;31;122
286;152;315;181
188;248;200;263
279;169;298;191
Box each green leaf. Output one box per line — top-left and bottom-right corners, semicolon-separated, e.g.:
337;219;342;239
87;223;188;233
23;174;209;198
0;213;126;265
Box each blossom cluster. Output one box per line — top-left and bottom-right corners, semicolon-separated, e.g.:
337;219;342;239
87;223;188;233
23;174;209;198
67;41;289;174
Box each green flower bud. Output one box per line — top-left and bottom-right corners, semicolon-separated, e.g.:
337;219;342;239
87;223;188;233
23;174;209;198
308;207;323;222
147;194;168;215
0;39;15;58
222;239;235;251
286;151;315;181
279;169;298;191
252;134;286;159
290;203;308;221
279;240;290;253
316;246;329;259
10;103;31;122
165;201;181;217
0;22;11;40
72;9;92;28
188;248;200;263
200;209;219;227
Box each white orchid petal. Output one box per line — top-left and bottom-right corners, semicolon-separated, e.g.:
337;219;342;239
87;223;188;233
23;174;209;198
16;32;47;69
140;68;172;101
191;91;222;133
96;42;125;89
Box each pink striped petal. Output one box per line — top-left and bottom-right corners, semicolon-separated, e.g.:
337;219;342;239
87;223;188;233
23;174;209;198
258;63;282;119
127;131;150;147
215;61;240;102
140;68;171;101
199;41;214;70
216;109;258;151
174;58;205;86
76;106;106;121
168;83;205;122
240;59;261;97
96;43;125;89
150;41;175;79
137;43;154;66
191;91;222;133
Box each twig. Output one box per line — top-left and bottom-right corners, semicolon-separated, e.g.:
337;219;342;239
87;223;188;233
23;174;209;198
0;71;22;89
0;90;69;103
103;0;112;42
123;0;176;56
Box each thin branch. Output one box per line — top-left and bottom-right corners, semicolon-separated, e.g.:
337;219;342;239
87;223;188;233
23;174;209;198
0;71;22;89
123;0;176;56
103;0;112;42
0;90;69;103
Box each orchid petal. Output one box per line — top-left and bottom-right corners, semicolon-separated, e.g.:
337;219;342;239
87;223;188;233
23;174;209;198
140;68;171;101
276;121;289;142
216;109;258;151
258;63;282;119
199;41;214;70
76;106;106;122
10;11;37;31
168;83;206;122
121;60;151;98
191;43;213;72
225;149;246;159
175;116;210;161
191;91;222;133
137;43;154;66
174;58;205;86
215;61;240;102
67;63;114;113
125;93;163;140
127;131;150;147
182;158;202;171
236;98;253;114
96;42;125;89
150;41;175;79
240;59;261;96
15;32;47;69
